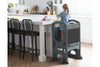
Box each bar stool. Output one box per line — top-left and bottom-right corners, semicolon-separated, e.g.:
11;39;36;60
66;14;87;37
22;19;47;61
22;19;37;61
10;19;22;58
8;18;12;55
22;19;47;62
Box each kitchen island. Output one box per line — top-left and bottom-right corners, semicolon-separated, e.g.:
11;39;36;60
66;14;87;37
8;13;93;62
8;14;57;62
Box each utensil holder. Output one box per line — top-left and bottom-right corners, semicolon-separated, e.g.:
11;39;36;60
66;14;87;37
53;11;57;15
47;11;53;15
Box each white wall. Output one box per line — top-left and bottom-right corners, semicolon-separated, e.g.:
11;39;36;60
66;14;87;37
25;0;53;13
57;0;92;16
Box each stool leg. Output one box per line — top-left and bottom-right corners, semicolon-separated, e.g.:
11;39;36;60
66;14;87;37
23;34;25;60
35;36;38;56
45;33;47;55
20;35;22;52
31;35;34;62
11;33;14;56
8;32;10;55
13;34;15;50
19;33;21;59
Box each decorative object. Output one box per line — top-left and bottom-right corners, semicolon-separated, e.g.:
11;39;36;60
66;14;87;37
43;10;47;14
15;3;19;14
54;0;57;4
60;0;62;4
47;11;53;15
8;7;16;13
8;3;14;8
23;9;28;14
53;11;57;15
47;1;53;11
16;10;19;14
53;0;63;6
15;3;18;7
8;3;18;13
33;5;39;13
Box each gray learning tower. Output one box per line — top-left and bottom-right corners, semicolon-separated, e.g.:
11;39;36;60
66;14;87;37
51;19;82;64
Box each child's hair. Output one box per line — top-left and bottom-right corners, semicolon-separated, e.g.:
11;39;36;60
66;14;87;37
63;4;69;15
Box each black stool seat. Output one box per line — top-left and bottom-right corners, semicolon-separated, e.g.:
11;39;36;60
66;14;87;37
8;28;12;32
22;31;39;35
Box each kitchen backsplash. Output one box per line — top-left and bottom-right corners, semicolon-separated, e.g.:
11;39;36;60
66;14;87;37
8;0;92;16
33;0;53;13
20;0;53;12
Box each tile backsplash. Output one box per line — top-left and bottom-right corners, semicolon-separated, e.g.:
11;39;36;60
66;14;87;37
24;0;53;13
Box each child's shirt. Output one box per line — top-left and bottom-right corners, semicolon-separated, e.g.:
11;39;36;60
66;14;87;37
56;11;70;25
56;11;70;30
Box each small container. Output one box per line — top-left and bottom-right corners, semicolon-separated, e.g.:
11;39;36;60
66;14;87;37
53;11;57;15
15;17;18;19
16;10;19;14
11;17;14;19
47;11;53;15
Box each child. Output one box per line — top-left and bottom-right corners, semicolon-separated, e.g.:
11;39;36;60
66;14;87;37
56;4;70;43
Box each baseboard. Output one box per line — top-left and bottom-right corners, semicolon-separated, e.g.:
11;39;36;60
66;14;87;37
81;39;92;43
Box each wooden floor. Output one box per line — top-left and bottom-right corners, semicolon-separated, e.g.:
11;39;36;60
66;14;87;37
8;43;92;67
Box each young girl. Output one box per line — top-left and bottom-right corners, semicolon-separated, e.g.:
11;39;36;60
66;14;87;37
56;4;70;43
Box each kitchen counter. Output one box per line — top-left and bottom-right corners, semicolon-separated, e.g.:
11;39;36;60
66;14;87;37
8;13;92;63
8;14;56;62
8;13;56;17
8;13;92;18
8;13;57;25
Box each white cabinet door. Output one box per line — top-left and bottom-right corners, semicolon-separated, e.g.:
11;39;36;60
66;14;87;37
71;16;92;43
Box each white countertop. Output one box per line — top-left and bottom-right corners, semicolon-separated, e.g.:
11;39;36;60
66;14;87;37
8;13;92;18
8;13;56;17
8;13;57;25
8;13;92;25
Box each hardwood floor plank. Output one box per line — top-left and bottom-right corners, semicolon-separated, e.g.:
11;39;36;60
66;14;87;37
8;43;92;67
